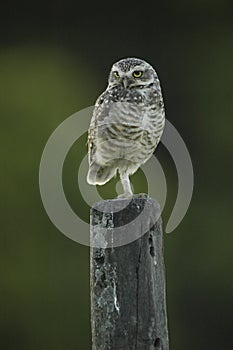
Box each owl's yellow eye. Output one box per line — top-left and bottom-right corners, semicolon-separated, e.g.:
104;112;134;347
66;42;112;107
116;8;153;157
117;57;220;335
133;70;143;78
113;71;120;78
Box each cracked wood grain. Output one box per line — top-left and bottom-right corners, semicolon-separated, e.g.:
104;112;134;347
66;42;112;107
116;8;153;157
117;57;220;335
90;197;169;350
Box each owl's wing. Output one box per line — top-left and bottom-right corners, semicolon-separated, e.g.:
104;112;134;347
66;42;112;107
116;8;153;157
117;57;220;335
88;91;108;165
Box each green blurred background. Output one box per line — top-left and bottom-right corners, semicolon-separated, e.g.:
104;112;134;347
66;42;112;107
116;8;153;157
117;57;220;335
1;1;232;349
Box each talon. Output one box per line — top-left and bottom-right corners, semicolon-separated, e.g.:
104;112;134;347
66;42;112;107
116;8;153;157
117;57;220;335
117;193;133;199
133;193;149;199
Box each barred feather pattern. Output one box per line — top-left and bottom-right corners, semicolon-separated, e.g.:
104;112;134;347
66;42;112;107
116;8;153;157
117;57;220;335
87;58;165;187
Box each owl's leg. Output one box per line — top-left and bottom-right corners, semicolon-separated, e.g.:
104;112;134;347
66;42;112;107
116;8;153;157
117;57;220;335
118;172;133;198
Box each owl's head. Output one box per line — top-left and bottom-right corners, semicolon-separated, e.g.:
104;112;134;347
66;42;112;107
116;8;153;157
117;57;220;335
108;57;158;89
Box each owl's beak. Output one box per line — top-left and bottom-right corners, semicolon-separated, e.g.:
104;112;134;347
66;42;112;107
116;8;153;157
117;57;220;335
122;77;130;89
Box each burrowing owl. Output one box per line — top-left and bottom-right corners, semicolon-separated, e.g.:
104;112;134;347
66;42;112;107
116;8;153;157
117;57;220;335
87;57;165;198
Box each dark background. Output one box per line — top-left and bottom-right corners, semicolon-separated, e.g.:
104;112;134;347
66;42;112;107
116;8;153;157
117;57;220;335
1;1;232;349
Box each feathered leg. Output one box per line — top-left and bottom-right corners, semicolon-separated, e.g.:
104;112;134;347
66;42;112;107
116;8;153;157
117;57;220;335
118;171;133;198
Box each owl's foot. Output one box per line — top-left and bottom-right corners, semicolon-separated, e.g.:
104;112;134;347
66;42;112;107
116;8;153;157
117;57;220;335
133;193;149;199
117;192;133;199
117;192;149;199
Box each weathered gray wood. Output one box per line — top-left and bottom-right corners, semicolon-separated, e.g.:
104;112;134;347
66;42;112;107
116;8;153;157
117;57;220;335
90;197;169;350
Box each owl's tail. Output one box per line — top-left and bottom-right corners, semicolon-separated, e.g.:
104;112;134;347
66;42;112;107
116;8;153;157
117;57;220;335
87;162;116;185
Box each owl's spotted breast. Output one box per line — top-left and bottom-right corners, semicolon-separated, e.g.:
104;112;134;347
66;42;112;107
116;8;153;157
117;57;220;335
97;85;145;106
90;90;164;165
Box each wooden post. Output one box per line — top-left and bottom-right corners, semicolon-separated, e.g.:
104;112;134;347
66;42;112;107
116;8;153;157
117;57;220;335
90;197;169;350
